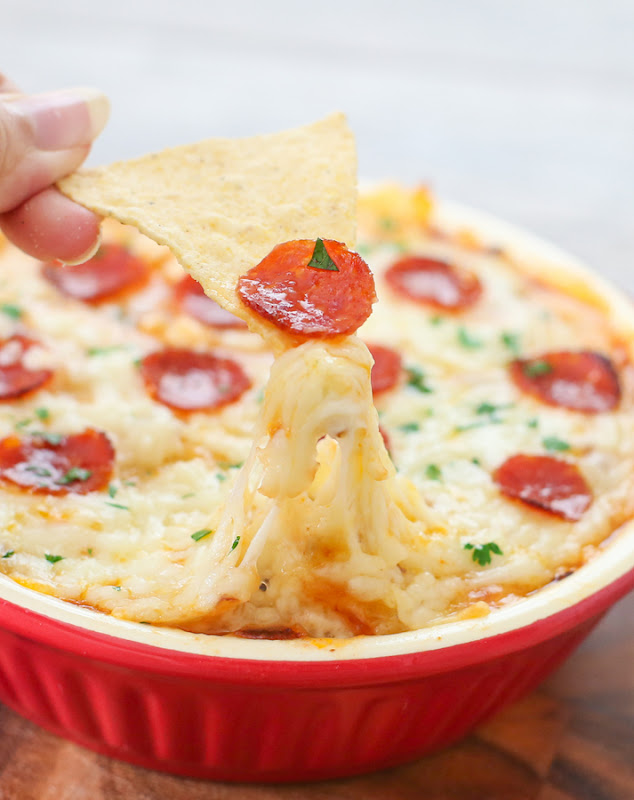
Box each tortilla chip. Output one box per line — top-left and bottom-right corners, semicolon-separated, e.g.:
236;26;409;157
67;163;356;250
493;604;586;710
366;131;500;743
58;114;357;349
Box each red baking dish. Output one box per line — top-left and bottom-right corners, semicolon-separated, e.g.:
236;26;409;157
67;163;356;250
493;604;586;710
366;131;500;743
0;525;631;782
0;202;632;782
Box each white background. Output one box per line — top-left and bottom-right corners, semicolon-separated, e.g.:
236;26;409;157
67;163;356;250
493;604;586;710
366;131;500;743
3;0;633;289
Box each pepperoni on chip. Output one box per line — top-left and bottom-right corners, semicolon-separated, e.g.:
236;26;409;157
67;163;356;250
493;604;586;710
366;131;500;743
385;256;482;311
0;336;53;400
0;429;114;495
174;275;247;329
237;239;376;337
367;343;402;395
494;454;592;522
140;349;250;412
510;351;620;413
42;243;150;303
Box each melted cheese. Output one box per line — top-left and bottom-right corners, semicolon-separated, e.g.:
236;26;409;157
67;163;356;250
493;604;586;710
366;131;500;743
0;191;633;637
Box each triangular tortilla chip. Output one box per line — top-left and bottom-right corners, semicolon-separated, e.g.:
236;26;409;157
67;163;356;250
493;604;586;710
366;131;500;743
58;113;357;349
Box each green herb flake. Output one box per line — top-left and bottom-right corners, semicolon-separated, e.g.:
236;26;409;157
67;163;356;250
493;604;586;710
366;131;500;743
307;238;338;271
15;419;32;430
455;418;504;433
35;407;50;421
2;550;14;559
87;345;125;357
527;417;539;429
231;535;241;551
25;465;52;478
105;502;130;511
181;492;196;499
542;436;571;452
86;548;93;556
405;366;432;394
457;327;483;349
429;315;444;326
112;585;121;591
216;473;227;482
45;554;64;564
32;432;63;445
501;331;521;355
59;467;92;485
425;464;442;481
523;360;553;378
471;457;482;466
191;528;213;542
464;541;503;566
476;402;513;416
399;421;420;433
0;304;22;320
108;484;118;498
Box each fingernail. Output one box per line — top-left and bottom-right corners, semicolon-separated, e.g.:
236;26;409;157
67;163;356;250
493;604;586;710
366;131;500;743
60;230;102;266
9;88;110;151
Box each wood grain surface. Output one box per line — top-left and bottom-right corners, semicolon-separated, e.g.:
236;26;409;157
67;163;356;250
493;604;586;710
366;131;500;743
0;592;631;800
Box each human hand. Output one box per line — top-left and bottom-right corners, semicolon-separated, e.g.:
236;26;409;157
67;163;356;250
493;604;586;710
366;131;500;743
0;74;109;263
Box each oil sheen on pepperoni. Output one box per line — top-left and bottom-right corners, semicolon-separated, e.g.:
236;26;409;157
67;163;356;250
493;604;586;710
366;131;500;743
0;336;53;400
42;243;149;303
366;343;402;394
175;275;247;329
140;349;250;411
510;351;620;413
494;454;592;522
0;429;114;495
385;256;482;311
237;239;376;337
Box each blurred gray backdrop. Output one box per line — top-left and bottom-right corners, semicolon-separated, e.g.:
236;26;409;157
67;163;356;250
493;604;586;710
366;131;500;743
3;0;633;288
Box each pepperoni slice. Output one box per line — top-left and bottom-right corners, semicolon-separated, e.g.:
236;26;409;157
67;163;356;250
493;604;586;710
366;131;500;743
385;256;482;311
237;239;376;337
494;454;592;521
0;429;114;495
0;336;53;400
366;343;402;395
42;243;150;303
140;349;250;411
510;351;620;413
174;275;248;329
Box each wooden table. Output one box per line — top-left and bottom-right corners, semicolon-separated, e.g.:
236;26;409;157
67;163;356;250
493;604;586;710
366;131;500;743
0;592;631;800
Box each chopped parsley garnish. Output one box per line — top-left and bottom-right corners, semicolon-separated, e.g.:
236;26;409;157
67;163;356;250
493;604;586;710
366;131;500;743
379;217;396;231
87;345;126;357
216;473;227;482
0;303;22;319
112;585;121;591
59;467;92;485
457;327;482;349
15;419;32;430
430;315;444;326
45;554;64;564
25;465;52;478
181;492;196;499
108;484;118;498
523;360;553;378
542;436;571;452
217;462;244;470
86;548;93;556
527;417;539;429
230;535;241;551
35;407;50;421
105;502;129;510
2;551;14;559
471;457;482;466
464;541;503;566
399;421;420;433
455;418;504;433
501;331;521;355
475;402;513;416
32;432;63;445
191;528;213;542
405;366;432;394
425;464;442;481
307;238;338;271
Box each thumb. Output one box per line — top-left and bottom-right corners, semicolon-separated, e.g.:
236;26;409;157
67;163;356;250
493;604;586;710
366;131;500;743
0;88;109;214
